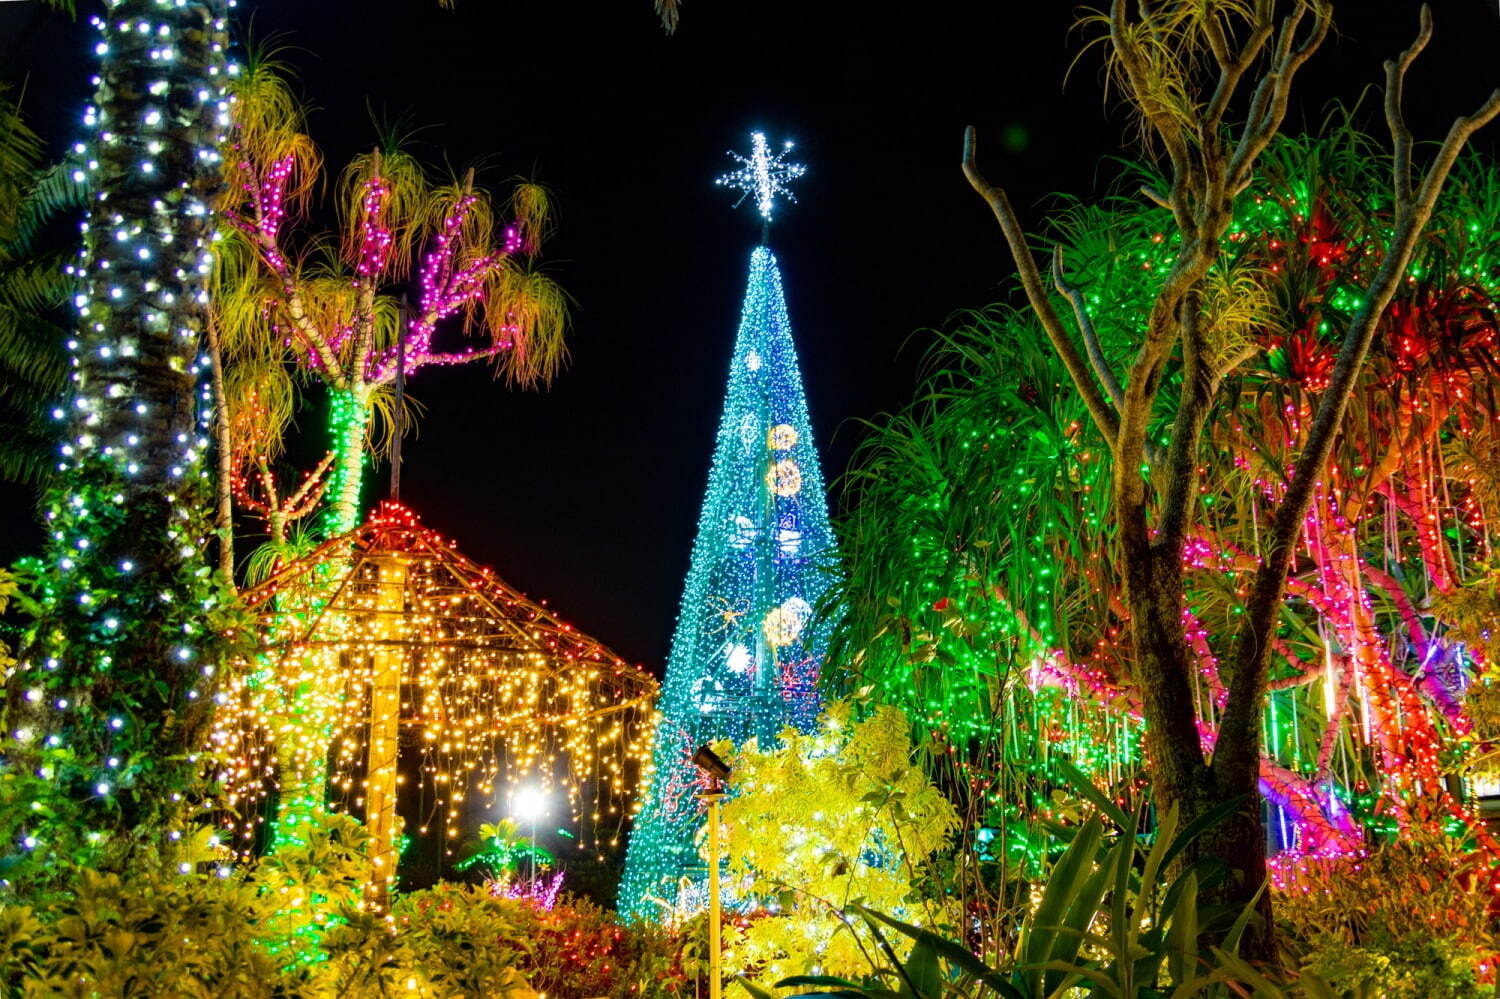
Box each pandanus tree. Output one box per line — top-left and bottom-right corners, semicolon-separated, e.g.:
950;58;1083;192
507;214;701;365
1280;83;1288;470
2;0;235;836
215;65;566;550
960;1;1499;946
206;65;568;843
838;1;1500;953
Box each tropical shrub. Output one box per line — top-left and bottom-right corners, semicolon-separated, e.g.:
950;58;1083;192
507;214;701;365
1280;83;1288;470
717;702;961;981
1274;820;1500;998
0;814;375;997
0;805;693;998
736;775;1290;999
401;885;693;999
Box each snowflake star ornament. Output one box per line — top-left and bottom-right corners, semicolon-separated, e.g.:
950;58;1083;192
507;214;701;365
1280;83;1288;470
717;132;806;221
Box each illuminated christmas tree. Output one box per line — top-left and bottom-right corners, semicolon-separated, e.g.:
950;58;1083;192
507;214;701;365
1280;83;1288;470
620;134;836;919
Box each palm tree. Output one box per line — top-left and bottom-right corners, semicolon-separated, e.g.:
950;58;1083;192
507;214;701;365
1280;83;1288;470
217;63;568;541
205;64;569;846
0;86;83;486
3;0;235;835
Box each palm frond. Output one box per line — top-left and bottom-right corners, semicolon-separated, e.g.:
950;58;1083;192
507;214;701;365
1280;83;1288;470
0;301;68;390
509;181;554;252
7;162;87;256
223;55;320;220
338;146;428;277
365;383;424;459
0;414;58;486
422;177;496;257
485;263;570;387
655;0;680;33
243;524;320;587
0;89;44;230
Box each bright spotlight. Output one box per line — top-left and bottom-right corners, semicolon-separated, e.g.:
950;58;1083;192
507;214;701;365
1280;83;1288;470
509;785;548;822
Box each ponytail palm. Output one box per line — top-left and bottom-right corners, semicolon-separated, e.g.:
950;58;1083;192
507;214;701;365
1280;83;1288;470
220;64;569;540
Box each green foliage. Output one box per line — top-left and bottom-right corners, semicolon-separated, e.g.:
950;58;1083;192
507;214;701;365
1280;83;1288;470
0;815;369;997
720;703;961;981
403;885;694;999
0;797;699;998
1295;938;1484;999
0;86;85;486
738;784;1281;999
1274;822;1500;999
453;818;553;875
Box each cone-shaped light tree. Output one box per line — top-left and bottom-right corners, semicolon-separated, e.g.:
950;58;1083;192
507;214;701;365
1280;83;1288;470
3;0;235;833
620;134;837;920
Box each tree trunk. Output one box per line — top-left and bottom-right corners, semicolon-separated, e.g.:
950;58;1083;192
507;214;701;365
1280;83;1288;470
206;315;236;585
1122;526;1273;956
320;386;371;537
4;0;232;834
263;386;369;849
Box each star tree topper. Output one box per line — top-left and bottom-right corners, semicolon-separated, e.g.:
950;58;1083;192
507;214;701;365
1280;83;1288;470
716;132;806;222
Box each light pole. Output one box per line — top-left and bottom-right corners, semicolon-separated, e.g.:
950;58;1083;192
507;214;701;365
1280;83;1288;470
692;745;731;999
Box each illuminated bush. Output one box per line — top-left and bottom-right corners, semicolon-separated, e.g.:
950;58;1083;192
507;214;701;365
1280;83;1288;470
716;703;960;980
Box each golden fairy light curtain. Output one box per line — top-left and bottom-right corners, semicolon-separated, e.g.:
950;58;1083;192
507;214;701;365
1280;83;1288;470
214;501;658;860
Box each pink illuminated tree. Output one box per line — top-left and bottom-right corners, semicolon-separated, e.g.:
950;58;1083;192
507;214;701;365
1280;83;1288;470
215;65;567;540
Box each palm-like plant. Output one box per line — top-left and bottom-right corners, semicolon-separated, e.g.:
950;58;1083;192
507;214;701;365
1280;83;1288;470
835;114;1500;936
3;0;236;837
0;87;85;486
217;63;569;540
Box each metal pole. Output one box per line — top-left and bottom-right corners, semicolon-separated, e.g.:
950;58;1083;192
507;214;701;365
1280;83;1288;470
707;792;723;999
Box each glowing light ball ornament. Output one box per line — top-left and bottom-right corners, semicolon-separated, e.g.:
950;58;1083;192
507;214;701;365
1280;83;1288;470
620;133;838;921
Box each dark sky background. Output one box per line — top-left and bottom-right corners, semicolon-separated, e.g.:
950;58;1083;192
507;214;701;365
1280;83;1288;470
2;1;1498;672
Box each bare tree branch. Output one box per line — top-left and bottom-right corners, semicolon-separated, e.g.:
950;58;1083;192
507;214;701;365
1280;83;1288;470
1228;2;1331;193
962;127;1121;448
1385;3;1433;212
1200;1;1276;148
1052;246;1125;411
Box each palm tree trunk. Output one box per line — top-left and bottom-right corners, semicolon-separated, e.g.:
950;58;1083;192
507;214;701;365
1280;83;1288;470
320;386;372;537
207;316;236;586
4;0;233;834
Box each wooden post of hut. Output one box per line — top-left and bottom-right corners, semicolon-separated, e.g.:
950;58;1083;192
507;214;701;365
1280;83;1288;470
366;551;408;913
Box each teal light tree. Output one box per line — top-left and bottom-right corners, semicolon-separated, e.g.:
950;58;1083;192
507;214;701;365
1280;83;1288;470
620;134;836;919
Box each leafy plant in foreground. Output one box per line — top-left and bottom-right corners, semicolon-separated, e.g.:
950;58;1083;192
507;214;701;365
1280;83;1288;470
740;771;1283;999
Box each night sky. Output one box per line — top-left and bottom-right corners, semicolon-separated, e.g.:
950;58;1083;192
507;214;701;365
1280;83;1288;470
2;1;1497;671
